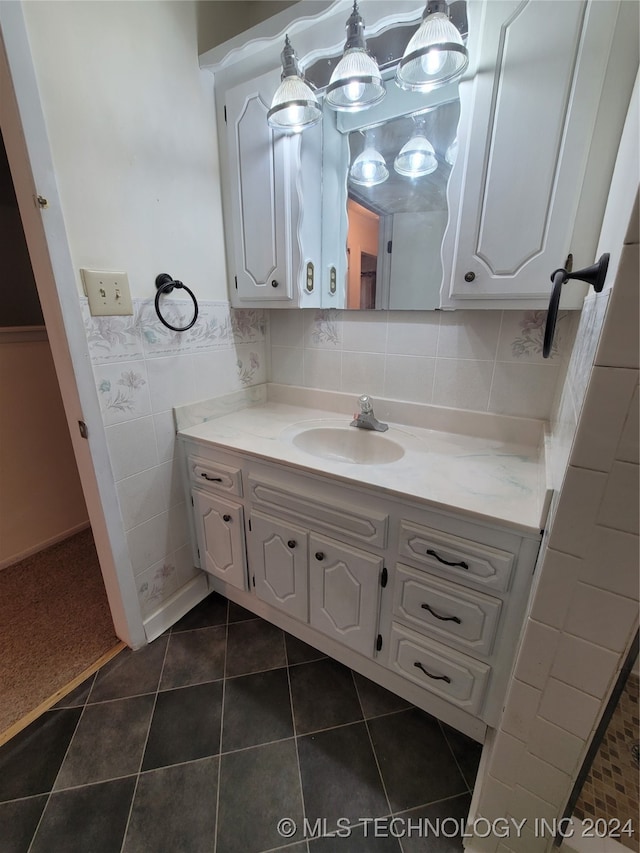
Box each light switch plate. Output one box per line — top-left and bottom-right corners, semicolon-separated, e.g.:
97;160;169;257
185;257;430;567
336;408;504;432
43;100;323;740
81;268;133;316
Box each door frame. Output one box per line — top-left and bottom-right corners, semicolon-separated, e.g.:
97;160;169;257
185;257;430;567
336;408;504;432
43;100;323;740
0;3;145;649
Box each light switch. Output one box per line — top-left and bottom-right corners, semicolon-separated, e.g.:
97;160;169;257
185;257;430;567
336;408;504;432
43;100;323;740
81;268;133;316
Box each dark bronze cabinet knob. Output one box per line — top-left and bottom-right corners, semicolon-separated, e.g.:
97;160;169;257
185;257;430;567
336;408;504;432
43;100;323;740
223;514;231;522
287;540;296;549
315;552;324;561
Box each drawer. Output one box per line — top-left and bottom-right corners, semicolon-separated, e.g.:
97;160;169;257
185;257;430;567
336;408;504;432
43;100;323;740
393;564;502;656
248;474;388;549
189;455;242;497
387;623;490;716
398;521;514;592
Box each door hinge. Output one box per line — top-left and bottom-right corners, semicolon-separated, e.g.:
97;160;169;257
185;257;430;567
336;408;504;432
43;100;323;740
387;240;392;254
376;634;383;652
224;105;227;123
36;194;49;209
380;566;388;588
78;420;88;439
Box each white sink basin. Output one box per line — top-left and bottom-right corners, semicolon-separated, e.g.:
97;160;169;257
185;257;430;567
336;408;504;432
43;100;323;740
290;425;405;465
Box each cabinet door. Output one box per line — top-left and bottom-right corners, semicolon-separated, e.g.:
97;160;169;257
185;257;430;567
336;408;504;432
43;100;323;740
192;489;247;591
249;510;309;622
444;0;620;304
309;533;383;658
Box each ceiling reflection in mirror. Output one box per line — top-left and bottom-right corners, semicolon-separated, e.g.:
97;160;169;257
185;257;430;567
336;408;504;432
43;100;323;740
345;99;460;310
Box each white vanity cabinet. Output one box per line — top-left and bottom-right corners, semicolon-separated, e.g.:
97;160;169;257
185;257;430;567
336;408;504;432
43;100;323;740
441;0;633;308
180;435;542;742
222;68;322;308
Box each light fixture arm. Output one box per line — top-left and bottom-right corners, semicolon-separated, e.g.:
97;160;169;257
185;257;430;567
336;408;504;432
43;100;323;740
280;35;301;80
343;1;367;52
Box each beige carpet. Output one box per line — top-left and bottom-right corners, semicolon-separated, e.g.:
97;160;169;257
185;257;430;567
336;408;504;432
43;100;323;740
0;528;119;736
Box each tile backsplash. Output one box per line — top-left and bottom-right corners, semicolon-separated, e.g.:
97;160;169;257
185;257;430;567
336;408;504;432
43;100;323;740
269;308;577;421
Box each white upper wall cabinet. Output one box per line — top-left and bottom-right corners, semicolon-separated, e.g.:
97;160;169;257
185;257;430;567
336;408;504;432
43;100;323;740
440;0;636;309
201;0;637;311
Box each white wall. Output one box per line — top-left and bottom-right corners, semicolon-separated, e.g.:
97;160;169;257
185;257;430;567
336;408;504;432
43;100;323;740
0;332;88;568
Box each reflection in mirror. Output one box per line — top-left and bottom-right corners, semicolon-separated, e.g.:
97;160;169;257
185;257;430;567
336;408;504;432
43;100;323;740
345;99;460;310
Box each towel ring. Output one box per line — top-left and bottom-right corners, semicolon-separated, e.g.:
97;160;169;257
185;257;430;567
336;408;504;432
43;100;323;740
543;254;609;358
154;273;199;332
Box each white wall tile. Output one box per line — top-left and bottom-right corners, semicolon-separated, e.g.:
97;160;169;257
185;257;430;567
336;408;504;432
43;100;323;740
570;367;638;471
517;752;571;807
126;511;172;574
169;502;190;552
340;351;386;397
269;309;304;348
595;243;639;370
597;460;639;535
173;542;199;589
547;467;608;558
303;309;342;349
488;732;525;788
383;354;434;404
146;354;197;412
477;775;515;824
94;360;152;426
579;524;639;599
563;582;638;653
489;363;559;420
271;346;304;386
303;349;342;391
137;553;181;619
550;634;619;699
501;679;541;741
153;410;177;464
438;311;502;361
235;342;267;388
105;416;158;481
616;382;639;463
513;620;560;691
527;717;584;774
496;310;570;364
117;465;173;530
386;312;440;356
433;358;494;411
529;549;581;630
537;678;601;740
341;311;388;353
509;785;556;823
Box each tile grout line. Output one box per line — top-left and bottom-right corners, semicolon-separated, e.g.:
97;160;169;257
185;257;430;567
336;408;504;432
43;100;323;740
26;679;95;853
213;598;230;853
437;718;474;795
118;634;171;853
285;635;308;849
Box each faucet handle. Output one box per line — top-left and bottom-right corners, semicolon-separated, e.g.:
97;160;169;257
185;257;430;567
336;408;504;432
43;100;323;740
358;395;373;414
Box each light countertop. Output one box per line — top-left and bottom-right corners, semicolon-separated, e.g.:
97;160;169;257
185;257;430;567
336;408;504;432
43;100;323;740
178;393;550;536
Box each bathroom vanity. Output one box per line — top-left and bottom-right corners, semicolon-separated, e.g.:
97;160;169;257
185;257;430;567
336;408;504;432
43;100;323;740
178;388;548;742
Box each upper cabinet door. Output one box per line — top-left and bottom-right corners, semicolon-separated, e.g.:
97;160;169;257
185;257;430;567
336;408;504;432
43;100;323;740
225;69;322;308
443;0;622;306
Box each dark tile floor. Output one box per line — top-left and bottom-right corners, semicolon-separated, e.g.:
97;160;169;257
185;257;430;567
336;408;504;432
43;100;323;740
0;593;482;853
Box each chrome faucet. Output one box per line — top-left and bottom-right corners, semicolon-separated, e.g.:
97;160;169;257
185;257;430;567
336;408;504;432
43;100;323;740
350;395;388;432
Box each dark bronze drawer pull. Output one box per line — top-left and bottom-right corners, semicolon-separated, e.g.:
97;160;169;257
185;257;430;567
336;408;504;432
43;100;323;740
414;661;451;683
421;603;461;624
223;514;231;522
288;540;296;549
426;549;468;570
201;473;223;482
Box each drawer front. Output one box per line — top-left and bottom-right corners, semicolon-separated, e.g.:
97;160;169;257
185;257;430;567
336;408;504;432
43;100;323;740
398;521;514;592
189;455;242;497
388;623;490;716
393;564;502;656
248;475;388;549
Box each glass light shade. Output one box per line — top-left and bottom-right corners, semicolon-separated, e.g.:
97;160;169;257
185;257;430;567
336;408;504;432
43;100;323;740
267;75;321;133
326;48;385;112
394;133;437;178
350;144;388;187
396;9;468;92
445;136;458;166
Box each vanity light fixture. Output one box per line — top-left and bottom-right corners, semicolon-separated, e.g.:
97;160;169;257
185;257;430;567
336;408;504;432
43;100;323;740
325;1;385;112
267;36;322;133
395;0;468;92
349;129;389;187
394;117;438;178
445;135;458;166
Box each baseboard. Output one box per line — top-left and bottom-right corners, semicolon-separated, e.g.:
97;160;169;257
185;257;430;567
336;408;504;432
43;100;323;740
143;574;211;642
0;521;91;571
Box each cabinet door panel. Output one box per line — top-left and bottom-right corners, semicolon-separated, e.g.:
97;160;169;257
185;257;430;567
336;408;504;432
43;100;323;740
193;489;246;591
249;511;308;622
309;533;382;658
226;70;294;303
447;0;620;301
